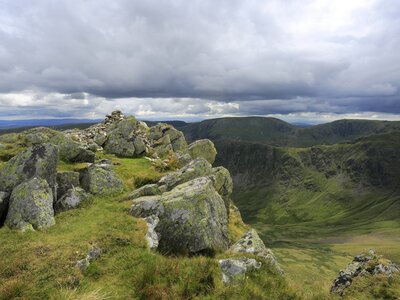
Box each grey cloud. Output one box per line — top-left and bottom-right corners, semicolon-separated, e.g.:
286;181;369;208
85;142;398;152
0;0;399;119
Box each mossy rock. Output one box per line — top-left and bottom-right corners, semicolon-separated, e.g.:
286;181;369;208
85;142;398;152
56;171;80;199
0;143;59;192
188;139;217;164
80;164;123;195
131;177;229;255
50;134;95;163
54;187;89;213
5;178;55;230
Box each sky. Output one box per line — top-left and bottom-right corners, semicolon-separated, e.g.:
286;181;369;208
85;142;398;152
0;0;400;123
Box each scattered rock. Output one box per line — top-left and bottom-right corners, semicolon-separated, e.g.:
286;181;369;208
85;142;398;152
219;257;261;284
331;249;400;296
80;164;123;195
130;177;229;255
76;246;101;272
56;171;80;199
188;139;217;164
5;178;55;230
229;229;283;274
54;187;89;212
0;143;59;193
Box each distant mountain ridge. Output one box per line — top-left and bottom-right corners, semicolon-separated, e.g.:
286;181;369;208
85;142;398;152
180;117;400;147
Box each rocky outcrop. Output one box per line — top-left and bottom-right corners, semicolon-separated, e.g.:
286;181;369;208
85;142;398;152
80;163;123;195
54;187;89;212
150;123;189;157
331;250;400;296
0;143;59;193
188;139;217;164
130;177;229;255
129;158;233;213
230;229;283;274
219;257;261;284
5;178;55;231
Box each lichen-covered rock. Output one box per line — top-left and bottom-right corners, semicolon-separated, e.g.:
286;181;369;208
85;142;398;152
210;166;233;213
230;229;283;274
103;116;138;157
133;137;146;155
51;134;95;163
150;123;189;157
23;127;59;145
54;187;89;212
56;171;80;199
128;184;162;200
80;164;123;195
331;249;400;296
131;177;229;255
0;143;59;193
188;139;217;164
0;191;10;225
157;158;213;191
5;178;55;230
219;257;261;284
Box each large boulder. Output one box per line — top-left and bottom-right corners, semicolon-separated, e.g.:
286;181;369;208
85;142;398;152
130;177;229;255
51;135;95;163
56;171;81;199
23;127;59;145
5;178;55;230
157;158;213;191
80;164;123;195
149;123;189;157
103;116;138;157
54;187;89;212
188;139;217;164
0;143;59;193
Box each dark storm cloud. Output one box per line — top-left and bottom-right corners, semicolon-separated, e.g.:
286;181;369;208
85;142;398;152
0;0;400;119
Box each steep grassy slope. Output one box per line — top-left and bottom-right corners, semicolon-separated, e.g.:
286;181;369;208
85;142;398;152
214;132;400;297
182;117;400;147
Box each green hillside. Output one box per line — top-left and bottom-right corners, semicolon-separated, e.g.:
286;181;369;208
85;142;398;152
182;117;400;147
213;132;400;296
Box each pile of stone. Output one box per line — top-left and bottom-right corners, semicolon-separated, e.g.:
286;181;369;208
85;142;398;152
331;249;400;296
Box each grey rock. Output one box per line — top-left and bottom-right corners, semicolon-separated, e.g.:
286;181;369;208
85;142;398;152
219;257;261;284
133;137;146;155
128;184;162;200
230;229;284;275
188;139;217;164
76;246;101;272
51;134;95;163
5;178;55;230
157;158;213;191
131;177;229;255
80;164;123;195
56;171;80;199
0;143;59;193
54;187;89;212
144;215;159;250
331;249;400;296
